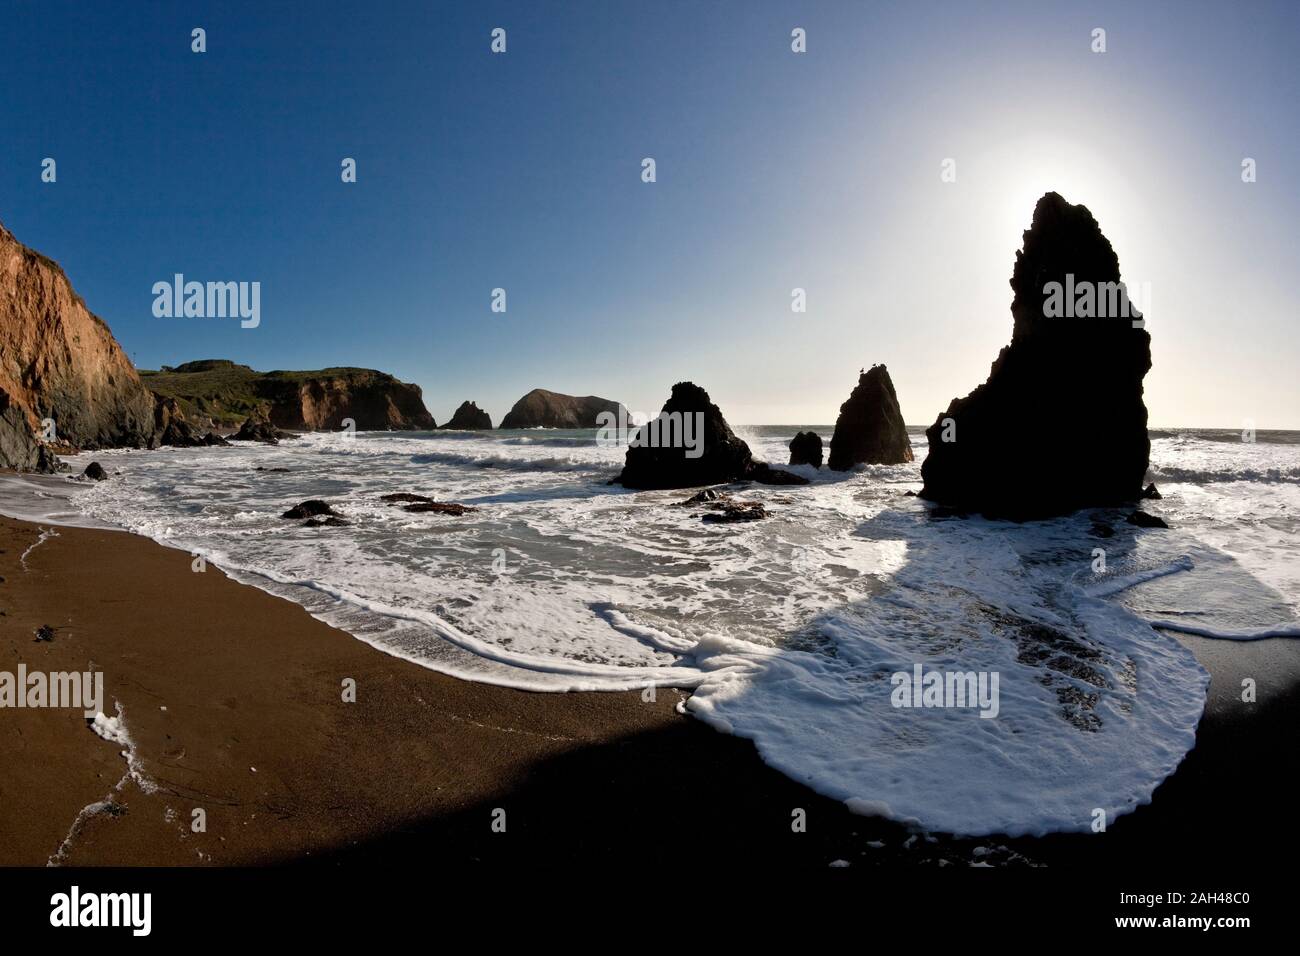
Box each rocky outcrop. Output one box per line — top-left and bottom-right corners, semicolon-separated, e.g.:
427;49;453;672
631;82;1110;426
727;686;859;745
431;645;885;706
499;388;625;429
281;500;342;520
143;359;436;431
231;415;282;444
788;431;824;468
379;492;477;515
82;461;107;481
919;193;1152;518
827;365;912;470
440;401;492;430
614;382;808;489
1127;510;1168;529
0;391;58;472
1;219;158;470
153;395;206;447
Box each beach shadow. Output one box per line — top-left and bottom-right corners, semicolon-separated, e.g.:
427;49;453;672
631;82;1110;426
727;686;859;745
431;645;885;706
287;501;1300;869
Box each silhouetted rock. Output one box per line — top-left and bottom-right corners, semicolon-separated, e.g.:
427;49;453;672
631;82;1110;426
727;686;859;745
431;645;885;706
381;493;434;504
614;382;807;489
748;462;810;485
82;461;107;481
440;401;493;430
1142;483;1162;500
828;366;913;470
500;388;625;429
919;193;1152;518
201;431;230;446
281;500;341;520
788;431;824;468
1126;510;1168;529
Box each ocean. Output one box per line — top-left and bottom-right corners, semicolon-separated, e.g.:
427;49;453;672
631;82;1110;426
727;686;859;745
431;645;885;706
3;425;1298;837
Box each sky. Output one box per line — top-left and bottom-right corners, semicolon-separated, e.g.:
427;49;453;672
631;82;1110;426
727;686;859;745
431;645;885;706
2;0;1297;427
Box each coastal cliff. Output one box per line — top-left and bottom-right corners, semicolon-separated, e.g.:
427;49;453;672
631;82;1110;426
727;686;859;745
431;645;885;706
142;360;436;431
0;220;158;469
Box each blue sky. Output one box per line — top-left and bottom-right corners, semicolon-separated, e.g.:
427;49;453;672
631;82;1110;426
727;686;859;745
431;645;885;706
2;0;1297;426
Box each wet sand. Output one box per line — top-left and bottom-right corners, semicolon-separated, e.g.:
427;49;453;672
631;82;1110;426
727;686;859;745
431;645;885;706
0;513;1296;869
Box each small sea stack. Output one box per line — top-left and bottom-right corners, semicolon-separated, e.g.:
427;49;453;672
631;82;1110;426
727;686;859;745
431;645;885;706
919;192;1152;519
440;401;492;430
614;382;807;489
827;365;913;470
499;388;625;429
788;431;824;468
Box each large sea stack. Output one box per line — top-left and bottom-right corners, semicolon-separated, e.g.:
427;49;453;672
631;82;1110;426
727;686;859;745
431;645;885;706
919;192;1151;518
827;365;913;470
0;219;159;471
499;388;625;429
615;381;807;489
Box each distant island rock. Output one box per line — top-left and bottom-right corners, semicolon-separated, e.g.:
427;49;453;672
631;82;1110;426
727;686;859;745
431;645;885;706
499;388;625;429
0;218;158;471
440;400;493;430
919;192;1152;518
142;359;436;432
788;431;824;468
614;381;809;489
827;365;913;470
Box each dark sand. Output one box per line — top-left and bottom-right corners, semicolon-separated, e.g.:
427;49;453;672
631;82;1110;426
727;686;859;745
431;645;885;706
0;514;1296;869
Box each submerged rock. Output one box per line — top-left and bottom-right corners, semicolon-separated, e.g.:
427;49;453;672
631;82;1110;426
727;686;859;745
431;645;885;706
402;501;477;516
788;431;824;468
828;366;913;470
303;516;350;527
440;401;493;430
673;488;729;506
281;499;342;520
380;492;434;504
919;193;1152;518
614;382;807;489
701;502;768;523
1126;510;1168;529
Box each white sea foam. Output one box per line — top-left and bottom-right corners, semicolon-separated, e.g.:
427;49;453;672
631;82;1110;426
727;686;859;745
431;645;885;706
3;426;1297;836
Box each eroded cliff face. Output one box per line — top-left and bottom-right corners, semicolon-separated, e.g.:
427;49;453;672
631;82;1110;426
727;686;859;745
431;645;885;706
143;360;436;431
0;220;158;470
262;373;435;431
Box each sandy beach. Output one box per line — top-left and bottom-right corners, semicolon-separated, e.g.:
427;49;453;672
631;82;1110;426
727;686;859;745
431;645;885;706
1;511;1295;870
